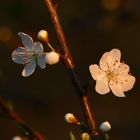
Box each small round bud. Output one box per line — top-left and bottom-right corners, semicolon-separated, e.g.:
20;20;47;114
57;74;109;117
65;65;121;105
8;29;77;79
99;121;111;132
64;113;79;124
37;30;49;43
45;51;60;65
12;136;22;140
81;133;90;140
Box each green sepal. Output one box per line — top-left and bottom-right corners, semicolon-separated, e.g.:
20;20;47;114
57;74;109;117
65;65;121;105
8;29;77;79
70;131;76;140
104;133;109;140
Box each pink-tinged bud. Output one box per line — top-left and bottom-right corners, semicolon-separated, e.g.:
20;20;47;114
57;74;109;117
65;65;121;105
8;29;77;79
12;136;22;140
81;133;90;140
64;113;79;124
99;121;111;132
45;51;60;65
37;30;49;43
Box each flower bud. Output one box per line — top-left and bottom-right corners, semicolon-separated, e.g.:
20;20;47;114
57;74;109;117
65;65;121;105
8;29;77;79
37;30;49;43
45;51;60;65
81;133;90;140
64;113;79;124
12;136;22;140
99;121;111;132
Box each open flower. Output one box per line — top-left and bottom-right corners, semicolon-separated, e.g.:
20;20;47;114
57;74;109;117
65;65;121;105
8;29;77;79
89;48;135;97
12;32;46;77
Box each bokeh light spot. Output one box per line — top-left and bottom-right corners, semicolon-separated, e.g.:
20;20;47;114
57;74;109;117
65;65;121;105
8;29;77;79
0;27;12;42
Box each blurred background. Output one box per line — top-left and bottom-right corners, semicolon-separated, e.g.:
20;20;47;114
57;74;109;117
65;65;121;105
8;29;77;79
0;0;140;139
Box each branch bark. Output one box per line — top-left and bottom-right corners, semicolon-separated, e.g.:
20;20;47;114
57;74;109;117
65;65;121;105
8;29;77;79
44;0;101;138
0;97;46;140
44;0;74;68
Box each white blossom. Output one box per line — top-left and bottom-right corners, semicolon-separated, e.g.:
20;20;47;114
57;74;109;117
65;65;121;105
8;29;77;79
12;136;22;140
99;121;111;132
45;51;60;65
89;48;135;97
64;113;79;124
81;133;90;140
12;32;46;77
37;30;49;43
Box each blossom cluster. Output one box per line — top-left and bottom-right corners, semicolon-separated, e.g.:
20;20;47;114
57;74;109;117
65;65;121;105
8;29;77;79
11;32;135;97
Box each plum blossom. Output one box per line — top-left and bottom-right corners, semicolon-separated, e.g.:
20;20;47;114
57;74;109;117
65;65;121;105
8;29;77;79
81;133;90;140
12;136;22;140
45;51;60;65
89;48;135;97
12;32;46;77
37;30;49;43
64;113;79;124
99;121;111;132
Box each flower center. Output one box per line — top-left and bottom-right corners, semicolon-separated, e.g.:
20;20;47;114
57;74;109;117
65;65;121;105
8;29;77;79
106;71;117;82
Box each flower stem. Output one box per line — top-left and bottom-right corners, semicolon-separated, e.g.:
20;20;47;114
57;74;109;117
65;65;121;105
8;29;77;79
47;43;56;52
0;97;46;140
44;0;101;138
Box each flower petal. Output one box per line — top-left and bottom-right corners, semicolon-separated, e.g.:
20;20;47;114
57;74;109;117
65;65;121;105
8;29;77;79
37;54;46;69
109;80;125;97
34;42;43;54
12;47;33;64
95;79;110;95
89;64;105;80
116;63;129;75
22;59;36;77
117;75;136;92
110;48;121;63
99;51;111;71
18;32;34;50
99;49;121;71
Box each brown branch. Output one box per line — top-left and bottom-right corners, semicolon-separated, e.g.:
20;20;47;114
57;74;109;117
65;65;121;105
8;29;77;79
0;97;46;140
44;0;74;69
68;69;100;137
44;0;101;138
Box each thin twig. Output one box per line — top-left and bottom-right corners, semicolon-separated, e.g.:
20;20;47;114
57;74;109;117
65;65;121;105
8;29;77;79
44;0;101;138
44;0;74;69
0;97;46;140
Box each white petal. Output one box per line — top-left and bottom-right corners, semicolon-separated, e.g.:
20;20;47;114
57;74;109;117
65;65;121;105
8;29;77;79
116;63;129;75
118;75;136;92
12;47;33;64
37;55;46;69
110;48;121;63
99;48;121;71
34;42;43;54
89;64;105;80
99;51;111;71
109;81;125;97
18;32;34;50
95;79;110;95
22;59;36;77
